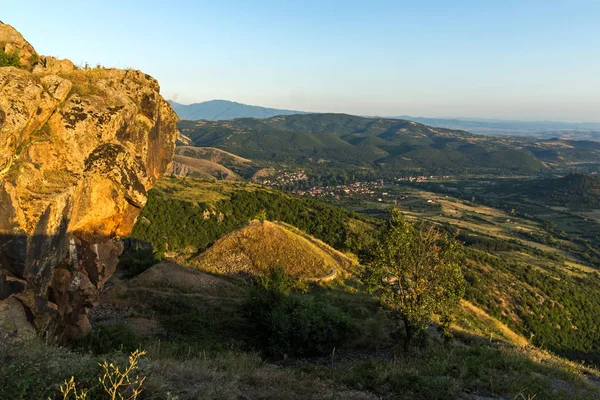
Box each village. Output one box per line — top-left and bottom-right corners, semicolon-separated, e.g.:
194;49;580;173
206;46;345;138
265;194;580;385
249;168;456;205
293;180;385;200
251;170;309;187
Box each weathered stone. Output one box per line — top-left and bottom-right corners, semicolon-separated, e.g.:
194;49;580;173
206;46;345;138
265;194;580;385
0;296;35;339
40;74;73;101
0;21;37;69
0;22;178;340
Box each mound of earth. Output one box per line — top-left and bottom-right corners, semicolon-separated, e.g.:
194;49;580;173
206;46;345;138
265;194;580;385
190;220;356;279
129;261;245;298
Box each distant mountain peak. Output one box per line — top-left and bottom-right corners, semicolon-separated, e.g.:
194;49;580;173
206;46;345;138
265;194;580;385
168;99;309;120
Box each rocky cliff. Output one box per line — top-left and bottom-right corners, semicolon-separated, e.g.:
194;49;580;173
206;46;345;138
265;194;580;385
0;22;178;340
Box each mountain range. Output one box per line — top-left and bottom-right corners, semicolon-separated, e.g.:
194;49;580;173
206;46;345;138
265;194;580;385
170;100;600;138
168;99;308;120
393;116;600;139
4;21;600;400
177;113;600;177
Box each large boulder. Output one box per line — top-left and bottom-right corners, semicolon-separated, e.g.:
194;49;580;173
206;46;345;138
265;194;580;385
0;22;178;340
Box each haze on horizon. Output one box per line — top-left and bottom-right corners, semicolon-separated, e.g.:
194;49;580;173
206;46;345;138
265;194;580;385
3;0;599;122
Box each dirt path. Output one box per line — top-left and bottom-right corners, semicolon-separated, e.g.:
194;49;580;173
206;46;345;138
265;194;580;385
307;266;338;282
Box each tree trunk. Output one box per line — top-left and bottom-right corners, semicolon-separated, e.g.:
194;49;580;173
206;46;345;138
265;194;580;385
404;321;412;353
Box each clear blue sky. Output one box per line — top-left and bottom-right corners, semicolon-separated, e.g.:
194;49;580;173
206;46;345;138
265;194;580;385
3;0;599;121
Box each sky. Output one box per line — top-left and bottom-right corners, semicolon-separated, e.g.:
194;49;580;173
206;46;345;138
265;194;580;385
2;0;600;122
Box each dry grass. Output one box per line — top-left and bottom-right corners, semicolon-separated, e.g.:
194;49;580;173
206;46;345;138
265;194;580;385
251;167;277;179
455;300;529;347
0;332;376;400
143;352;377;400
171;154;242;181
154;178;230;205
176;146;251;164
190;221;354;279
129;262;245;298
154;177;266;206
60;69;111;98
437;198;507;218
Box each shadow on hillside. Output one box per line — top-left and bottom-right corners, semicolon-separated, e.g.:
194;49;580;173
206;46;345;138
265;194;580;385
3;232;600;373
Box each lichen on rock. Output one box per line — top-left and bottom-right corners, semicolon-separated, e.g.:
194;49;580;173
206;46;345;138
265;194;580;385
0;21;178;340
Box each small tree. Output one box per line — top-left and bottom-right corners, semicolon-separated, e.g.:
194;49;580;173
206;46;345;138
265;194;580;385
366;208;465;352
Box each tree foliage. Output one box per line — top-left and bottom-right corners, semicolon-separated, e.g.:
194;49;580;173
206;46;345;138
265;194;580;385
178;113;552;180
366;208;465;351
131;181;373;254
244;266;358;357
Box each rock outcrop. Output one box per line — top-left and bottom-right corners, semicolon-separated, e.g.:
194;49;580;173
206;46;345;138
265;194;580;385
0;22;178;340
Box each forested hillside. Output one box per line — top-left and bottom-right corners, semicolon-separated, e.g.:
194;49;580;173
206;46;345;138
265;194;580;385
177;114;600;179
178;114;546;176
518;174;600;208
131;176;600;367
131;177;374;254
384;178;600;365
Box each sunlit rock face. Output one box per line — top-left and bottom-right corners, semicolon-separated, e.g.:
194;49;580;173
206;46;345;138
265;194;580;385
0;21;178;340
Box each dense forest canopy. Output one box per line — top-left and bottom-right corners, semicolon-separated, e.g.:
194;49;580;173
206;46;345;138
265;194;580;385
519;174;600;209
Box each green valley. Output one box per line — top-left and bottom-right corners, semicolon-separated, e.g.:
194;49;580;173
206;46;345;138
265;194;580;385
3;10;600;400
134;177;600;365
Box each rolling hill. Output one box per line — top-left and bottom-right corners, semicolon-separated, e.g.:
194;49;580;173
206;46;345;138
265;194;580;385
513;174;600;209
177;114;543;175
176;146;252;165
168;146;257;180
169;99;600;140
168;155;243;180
131;176;374;254
168;99;308;120
394;115;600;138
177;114;600;177
190;220;356;279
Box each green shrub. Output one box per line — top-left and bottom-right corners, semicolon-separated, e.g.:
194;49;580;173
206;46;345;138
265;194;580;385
0;48;20;68
76;323;140;355
0;337;101;399
148;295;248;349
118;251;159;278
253;264;295;296
245;266;359;357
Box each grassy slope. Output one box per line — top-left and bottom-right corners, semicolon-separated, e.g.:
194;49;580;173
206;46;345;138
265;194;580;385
173;146;257;180
171;154;243;181
176;146;252;164
6;260;598;400
190;220;356;279
333;180;600;365
131;176;371;255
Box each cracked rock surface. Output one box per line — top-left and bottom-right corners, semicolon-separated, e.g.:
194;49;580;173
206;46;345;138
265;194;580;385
0;21;178;340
